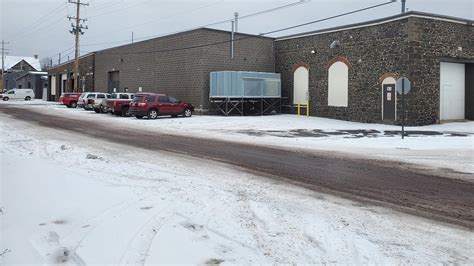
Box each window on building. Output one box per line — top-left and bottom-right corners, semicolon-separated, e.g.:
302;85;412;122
293;66;309;105
328;61;349;107
27;81;32;88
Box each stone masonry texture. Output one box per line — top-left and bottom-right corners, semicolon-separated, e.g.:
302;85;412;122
275;16;474;126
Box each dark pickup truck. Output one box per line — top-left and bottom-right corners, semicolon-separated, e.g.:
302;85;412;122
105;93;135;116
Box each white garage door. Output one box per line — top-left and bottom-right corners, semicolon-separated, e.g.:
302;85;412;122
440;62;465;120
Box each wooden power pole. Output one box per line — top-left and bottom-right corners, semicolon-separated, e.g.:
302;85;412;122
68;0;88;92
1;40;10;91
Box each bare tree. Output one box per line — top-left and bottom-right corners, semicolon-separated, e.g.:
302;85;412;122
40;57;52;71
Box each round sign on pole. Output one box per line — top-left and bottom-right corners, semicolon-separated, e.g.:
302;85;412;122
396;77;411;95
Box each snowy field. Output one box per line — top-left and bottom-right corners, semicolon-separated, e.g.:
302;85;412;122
3;100;473;176
1;103;474;264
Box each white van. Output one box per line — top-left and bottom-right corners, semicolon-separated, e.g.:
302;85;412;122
1;88;35;101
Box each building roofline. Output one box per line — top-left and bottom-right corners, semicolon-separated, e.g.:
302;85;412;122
47;52;95;71
276;11;474;41
15;71;48;80
95;27;273;54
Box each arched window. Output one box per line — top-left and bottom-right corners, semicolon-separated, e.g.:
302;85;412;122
293;66;309;105
328;61;349;107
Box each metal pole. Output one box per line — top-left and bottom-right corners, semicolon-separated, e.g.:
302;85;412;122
132;32;134;43
402;79;405;139
1;40;4;90
401;0;406;13
58;53;61;65
234;12;239;32
231;20;234;59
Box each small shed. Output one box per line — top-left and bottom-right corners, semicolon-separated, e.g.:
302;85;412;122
210;71;282;116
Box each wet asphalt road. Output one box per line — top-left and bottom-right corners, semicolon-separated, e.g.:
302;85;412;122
1;105;473;229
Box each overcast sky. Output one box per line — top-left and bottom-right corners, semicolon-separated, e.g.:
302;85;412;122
1;0;473;63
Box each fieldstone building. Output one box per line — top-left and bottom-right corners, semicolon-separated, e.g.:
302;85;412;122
275;11;474;125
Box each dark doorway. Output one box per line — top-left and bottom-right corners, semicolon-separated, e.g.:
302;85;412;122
466;64;474;120
108;71;120;93
383;83;396;121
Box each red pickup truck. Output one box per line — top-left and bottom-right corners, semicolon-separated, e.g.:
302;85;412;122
129;93;194;119
58;93;82;108
105;93;135;116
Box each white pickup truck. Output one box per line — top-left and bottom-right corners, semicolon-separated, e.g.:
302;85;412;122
85;93;111;112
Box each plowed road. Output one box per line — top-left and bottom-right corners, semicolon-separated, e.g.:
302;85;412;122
1;105;473;229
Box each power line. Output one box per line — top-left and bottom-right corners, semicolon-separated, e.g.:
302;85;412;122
81;0;307;47
119;1;224;32
88;0;147;18
10;3;68;44
90;0;396;56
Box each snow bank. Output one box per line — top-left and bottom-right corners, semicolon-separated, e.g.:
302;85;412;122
1;113;473;264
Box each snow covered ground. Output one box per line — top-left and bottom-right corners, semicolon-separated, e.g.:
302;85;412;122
3;100;473;176
1;104;474;264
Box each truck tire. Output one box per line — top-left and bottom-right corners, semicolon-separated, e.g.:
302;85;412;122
25;96;31;101
183;108;193;117
115;111;122;116
70;102;77;108
3;97;9;101
94;108;100;113
135;115;143;119
148;109;158;119
120;107;130;117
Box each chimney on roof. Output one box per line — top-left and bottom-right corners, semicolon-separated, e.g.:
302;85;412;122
401;0;406;13
34;55;38;59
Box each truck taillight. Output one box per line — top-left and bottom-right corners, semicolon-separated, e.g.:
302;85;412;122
138;103;146;107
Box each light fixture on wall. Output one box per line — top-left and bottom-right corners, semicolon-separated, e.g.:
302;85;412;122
311;50;316;54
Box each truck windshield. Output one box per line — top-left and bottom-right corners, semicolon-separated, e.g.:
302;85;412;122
111;93;119;99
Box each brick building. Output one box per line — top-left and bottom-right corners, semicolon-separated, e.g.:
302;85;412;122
93;28;274;110
46;12;473;125
275;11;474;125
47;53;95;101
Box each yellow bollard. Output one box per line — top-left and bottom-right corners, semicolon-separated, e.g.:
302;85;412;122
307;100;310;116
297;98;300;116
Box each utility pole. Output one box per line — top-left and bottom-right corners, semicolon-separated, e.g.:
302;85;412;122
68;0;88;92
1;40;10;92
58;53;61;65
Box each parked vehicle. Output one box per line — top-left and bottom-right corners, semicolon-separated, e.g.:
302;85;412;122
58;92;82;108
77;92;95;108
90;93;111;113
1;88;35;101
104;93;135;116
129;93;194;119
